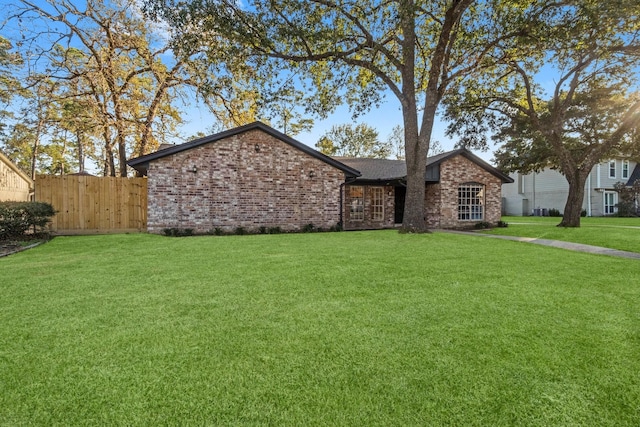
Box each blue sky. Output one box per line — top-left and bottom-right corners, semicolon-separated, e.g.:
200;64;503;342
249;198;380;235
176;92;466;162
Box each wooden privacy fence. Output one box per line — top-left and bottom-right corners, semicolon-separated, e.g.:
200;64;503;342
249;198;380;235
35;175;147;234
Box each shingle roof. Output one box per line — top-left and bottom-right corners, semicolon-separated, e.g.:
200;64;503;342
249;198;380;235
333;158;406;181
627;164;640;186
127;122;513;184
127;121;361;178
337;148;514;184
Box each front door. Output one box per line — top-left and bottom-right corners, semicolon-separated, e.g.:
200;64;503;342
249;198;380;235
394;186;406;224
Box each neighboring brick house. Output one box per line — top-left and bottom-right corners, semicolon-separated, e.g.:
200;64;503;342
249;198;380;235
0;151;33;201
128;122;512;233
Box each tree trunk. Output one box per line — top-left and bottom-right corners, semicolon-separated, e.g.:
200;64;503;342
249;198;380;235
402;135;428;232
399;0;429;233
559;172;588;227
76;131;85;173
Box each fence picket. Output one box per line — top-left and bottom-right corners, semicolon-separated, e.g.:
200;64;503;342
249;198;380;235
35;175;147;234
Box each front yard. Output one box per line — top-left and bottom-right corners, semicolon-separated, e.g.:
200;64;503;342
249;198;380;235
1;231;639;425
489;216;640;253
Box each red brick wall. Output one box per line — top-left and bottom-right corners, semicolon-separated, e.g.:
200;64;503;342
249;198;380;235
434;155;503;228
343;184;395;230
342;155;504;230
147;129;345;233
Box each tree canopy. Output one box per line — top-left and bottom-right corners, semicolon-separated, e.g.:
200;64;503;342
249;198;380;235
316;123;391;158
445;0;640;226
144;0;534;232
0;0;272;176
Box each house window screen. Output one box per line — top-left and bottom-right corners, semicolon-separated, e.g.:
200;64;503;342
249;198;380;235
609;160;616;178
458;183;484;221
350;186;364;221
622;160;629;179
371;187;384;221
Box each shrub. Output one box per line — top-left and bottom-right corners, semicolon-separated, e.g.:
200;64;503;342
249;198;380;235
234;226;246;235
548;208;562;217
497;220;509;228
0;201;56;240
163;228;193;237
474;221;492;229
330;223;343;232
613;181;640;217
302;223;315;233
581;209;587;217
268;226;282;234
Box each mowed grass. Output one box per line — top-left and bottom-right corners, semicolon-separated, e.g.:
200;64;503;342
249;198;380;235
1;231;639;425
488;216;640;253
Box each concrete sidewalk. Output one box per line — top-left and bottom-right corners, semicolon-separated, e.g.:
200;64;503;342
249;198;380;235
441;230;640;260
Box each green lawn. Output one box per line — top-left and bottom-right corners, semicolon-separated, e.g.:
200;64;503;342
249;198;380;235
1;231;639;425
489;216;640;253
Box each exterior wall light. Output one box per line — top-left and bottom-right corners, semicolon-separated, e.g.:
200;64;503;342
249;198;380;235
309;171;316;178
190;166;197;173
255;144;260;152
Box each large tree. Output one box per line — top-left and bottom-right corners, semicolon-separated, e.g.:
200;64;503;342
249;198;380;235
446;0;640;227
0;36;26;138
3;0;268;176
145;0;527;232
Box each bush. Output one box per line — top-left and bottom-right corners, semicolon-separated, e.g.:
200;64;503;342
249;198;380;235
548;208;562;217
234;226;247;235
302;223;315;233
162;228;193;237
268;226;282;234
330;223;343;232
0;201;56;240
474;221;492;229
497;220;509;228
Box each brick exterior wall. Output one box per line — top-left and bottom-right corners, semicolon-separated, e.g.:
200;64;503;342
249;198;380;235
433;155;503;228
146;129;345;233
343;154;504;230
343;184;395;230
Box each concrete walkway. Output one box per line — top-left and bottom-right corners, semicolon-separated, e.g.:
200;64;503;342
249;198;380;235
441;230;640;260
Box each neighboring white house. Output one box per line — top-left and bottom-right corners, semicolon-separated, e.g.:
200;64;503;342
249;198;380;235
502;157;639;216
0;151;33;202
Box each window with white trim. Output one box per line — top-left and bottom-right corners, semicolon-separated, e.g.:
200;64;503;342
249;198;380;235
371;187;384;221
609;160;616;178
350;186;364;221
604;191;617;215
458;183;485;221
622;160;629;179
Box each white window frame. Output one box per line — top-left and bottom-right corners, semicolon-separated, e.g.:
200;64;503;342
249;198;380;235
458;183;485;221
370;187;384;221
349;186;364;221
604;191;617;215
622;160;629;179
609;160;616;179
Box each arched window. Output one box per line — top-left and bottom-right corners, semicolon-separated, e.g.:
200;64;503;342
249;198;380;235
458;183;484;221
